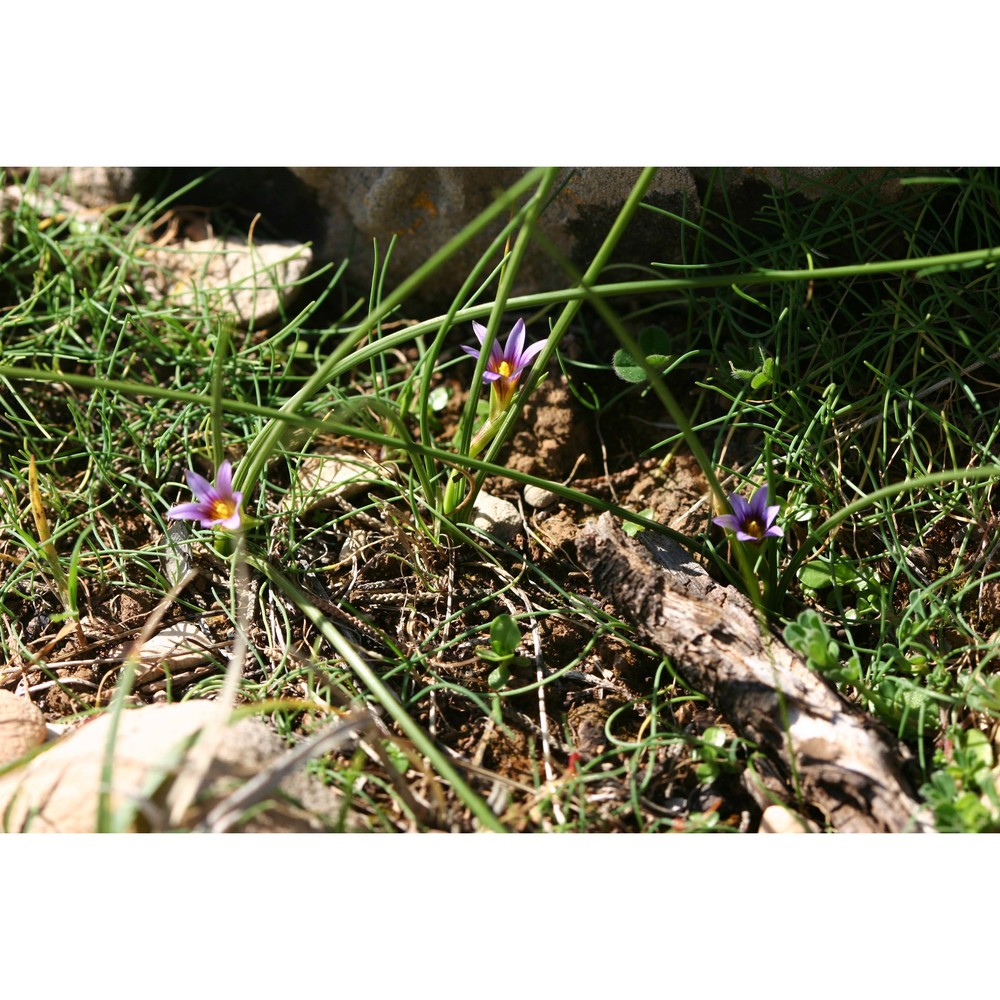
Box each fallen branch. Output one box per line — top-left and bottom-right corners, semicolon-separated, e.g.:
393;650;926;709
576;513;932;833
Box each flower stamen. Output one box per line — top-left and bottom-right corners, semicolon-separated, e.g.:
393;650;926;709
210;498;236;521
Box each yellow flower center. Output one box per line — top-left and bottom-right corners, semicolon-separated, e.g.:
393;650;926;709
497;360;513;379
209;498;236;522
745;518;763;538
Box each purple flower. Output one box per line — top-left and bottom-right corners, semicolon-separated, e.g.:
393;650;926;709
167;460;243;530
713;485;782;544
461;317;545;409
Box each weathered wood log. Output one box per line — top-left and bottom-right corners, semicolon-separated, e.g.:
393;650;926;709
576;513;932;832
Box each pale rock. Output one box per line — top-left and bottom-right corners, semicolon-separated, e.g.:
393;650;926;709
139;236;312;328
14;167;917;312
32;166;142;205
290;167;699;302
523;484;559;509
288;167;914;304
471;492;521;541
0;690;47;766
0;701;349;832
136;622;217;677
286;450;387;512
759;804;821;833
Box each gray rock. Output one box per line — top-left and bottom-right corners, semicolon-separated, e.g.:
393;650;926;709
471;491;521;541
32;166;145;205
759;804;821;833
289;166;702;302
0;187;10;255
0;690;47;766
0;701;354;832
140;236;312;328
135;622;217;678
523;484;559;509
285;449;387;510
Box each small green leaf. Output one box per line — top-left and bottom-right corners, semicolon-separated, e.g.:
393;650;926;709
750;357;776;390
702;726;726;748
382;740;410;774
730;349;776;391
955;729;993;777
784;610;841;674
612;326;674;383
489;614;521;657
695;761;721;783
798;564;834;590
622;508;654;537
428;385;451;411
488;663;510;690
612;347;649;383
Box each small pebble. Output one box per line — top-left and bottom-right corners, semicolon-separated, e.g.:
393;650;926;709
523;484;559;509
137;622;216;676
758;804;820;833
471;492;521;541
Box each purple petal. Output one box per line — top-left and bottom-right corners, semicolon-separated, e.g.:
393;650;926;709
505;318;526;364
472;321;505;367
184;468;214;501
712;514;740;531
747;486;770;518
714;484;784;543
168;501;210;521
518;337;546;367
460;344;482;360
482;370;502;383
215;461;234;495
727;492;751;519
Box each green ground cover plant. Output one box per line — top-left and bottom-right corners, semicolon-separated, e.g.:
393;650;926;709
2;166;1000;832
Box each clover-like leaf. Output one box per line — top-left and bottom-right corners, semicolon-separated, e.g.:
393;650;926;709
489;614;522;657
612;326;674;383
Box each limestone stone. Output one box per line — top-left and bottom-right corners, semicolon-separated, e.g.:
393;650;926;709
0;690;47;766
471;491;521;541
286;449;388;511
139;236;312;328
759;804;822;833
289;167;701;303
523;484;559;509
12;167;918;313
32;166;143;205
136;622;217;678
0;701;350;833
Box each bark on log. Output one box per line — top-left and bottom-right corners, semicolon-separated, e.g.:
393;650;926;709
576;513;932;833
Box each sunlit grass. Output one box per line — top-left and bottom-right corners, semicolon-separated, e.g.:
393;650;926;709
3;166;1000;831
